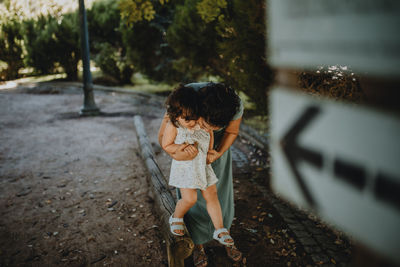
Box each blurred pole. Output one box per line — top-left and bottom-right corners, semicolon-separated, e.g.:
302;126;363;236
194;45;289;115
78;0;100;116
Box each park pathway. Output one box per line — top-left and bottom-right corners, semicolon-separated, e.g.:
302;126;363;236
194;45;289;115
0;81;352;266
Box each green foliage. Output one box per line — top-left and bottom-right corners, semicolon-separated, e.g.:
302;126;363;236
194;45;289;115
119;0;158;25
22;13;80;80
1;0;272;113
0;17;24;80
214;0;273;114
120;0;183;83
167;0;273;113
94;42;134;84
87;0;122;49
22;16;56;75
196;0;227;23
88;0;134;84
166;0;219;79
51;13;81;80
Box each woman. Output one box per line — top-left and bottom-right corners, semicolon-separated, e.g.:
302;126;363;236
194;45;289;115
158;82;244;266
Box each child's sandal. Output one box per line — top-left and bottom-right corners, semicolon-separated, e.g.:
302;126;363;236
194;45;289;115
213;228;234;246
169;215;185;236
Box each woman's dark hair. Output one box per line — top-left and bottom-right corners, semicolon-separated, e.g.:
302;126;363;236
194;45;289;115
199;82;240;128
165;84;200;127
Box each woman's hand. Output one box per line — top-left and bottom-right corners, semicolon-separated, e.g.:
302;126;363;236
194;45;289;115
207;149;221;164
174;143;199;161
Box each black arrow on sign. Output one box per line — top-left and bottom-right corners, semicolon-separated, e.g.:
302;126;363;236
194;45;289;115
281;106;323;209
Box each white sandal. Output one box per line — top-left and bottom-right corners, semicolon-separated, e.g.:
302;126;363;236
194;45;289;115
169;215;185;236
213;228;234;246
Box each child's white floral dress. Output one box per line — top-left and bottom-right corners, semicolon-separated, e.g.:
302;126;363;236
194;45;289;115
169;125;218;190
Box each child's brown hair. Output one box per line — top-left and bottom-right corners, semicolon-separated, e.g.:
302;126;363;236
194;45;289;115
165;84;200;127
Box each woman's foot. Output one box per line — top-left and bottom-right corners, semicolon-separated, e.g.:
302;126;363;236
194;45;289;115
225;245;242;262
193;245;208;267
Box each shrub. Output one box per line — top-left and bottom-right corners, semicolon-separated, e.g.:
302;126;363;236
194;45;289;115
51;13;81;80
88;0;134;84
22;15;58;75
0;17;24;80
22;12;81;80
93;42;134;84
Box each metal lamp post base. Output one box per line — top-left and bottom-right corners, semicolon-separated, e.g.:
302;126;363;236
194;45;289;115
79;87;100;116
80;105;100;116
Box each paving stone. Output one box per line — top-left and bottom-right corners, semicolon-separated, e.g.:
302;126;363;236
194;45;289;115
279;209;297;219
312;246;322;253
298;236;318;246
293;230;311;239
311;253;330;263
321;242;340;252
288;224;305;231
304;245;322;254
283;217;298;224
307;226;324;235
303;246;314;254
314;234;329;244
231;146;249;169
327;251;350;263
302;220;316;228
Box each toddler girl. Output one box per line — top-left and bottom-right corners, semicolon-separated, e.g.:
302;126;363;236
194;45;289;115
162;85;235;247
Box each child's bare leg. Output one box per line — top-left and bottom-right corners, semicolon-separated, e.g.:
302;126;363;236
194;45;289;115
172;188;197;235
201;185;224;230
202;185;234;244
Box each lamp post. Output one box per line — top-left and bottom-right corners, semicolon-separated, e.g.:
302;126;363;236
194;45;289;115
78;0;100;116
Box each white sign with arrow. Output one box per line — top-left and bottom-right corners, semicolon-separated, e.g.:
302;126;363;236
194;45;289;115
270;88;400;263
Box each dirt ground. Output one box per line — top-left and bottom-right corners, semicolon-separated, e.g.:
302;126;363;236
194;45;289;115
0;83;347;267
0;84;168;266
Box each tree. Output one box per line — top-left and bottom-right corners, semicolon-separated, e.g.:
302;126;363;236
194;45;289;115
119;0;183;83
166;0;219;80
167;0;273;113
211;0;273;114
88;0;134;84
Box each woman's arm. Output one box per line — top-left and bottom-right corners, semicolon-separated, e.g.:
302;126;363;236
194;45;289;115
208;130;214;151
206;130;217;164
206;117;242;164
158;112;198;160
